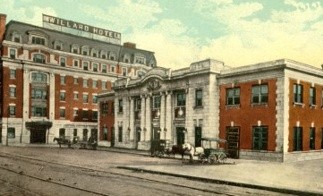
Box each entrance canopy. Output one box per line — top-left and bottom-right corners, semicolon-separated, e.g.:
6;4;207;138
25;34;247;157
26;121;53;130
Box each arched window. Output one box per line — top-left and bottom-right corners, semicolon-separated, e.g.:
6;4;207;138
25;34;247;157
12;32;21;43
71;44;79;54
82;46;89;56
91;49;98;58
109;52;117;61
100;50;107;59
33;54;46;64
123;53;131;63
54;41;63;50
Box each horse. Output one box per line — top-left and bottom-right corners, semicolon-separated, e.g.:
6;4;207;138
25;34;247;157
53;137;71;148
165;145;186;160
182;143;205;163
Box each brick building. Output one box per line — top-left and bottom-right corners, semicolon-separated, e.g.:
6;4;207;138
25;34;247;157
102;58;323;162
0;14;156;145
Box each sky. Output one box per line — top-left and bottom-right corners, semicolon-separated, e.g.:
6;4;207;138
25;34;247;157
1;0;323;69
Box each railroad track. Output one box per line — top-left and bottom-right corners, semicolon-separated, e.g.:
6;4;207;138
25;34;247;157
0;151;238;196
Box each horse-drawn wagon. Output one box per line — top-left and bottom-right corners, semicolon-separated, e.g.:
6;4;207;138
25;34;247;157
150;139;170;157
53;136;97;150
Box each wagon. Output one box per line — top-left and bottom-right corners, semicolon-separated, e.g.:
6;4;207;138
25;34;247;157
199;137;228;164
150;139;170;157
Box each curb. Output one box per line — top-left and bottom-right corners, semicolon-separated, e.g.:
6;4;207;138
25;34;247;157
117;166;321;196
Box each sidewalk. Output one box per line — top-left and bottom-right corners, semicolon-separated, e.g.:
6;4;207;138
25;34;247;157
103;147;323;195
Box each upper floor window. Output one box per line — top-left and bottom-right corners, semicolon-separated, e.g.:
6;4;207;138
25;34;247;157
9;86;16;98
9;105;16;116
33;54;46;64
32;36;46;45
31;106;47;117
54;41;63;50
60;57;66;67
60;91;66;101
135;98;141;110
93;95;98;104
309;87;316;106
122;68;127;76
10;69;16;79
195;89;203;107
12;32;21;43
102;81;107;90
9;48;16;59
111;66;115;73
71;45;79;54
93;111;98;120
73;59;79;68
83;62;89;71
81;46;89;56
100;50;107;59
177;92;186;106
123;54;130;63
92;80;98;88
93;63;98;72
293;84;303;103
101;102;109;115
102;64;107;73
74;77;79;85
109;52;116;61
135;56;145;64
252;84;268;104
153;96;161;109
118;99;123;113
31;72;47;83
83;79;88;88
83;94;89;103
227;88;240;106
31;88;47;100
60;108;66;118
91;49;98;58
60;76;66;85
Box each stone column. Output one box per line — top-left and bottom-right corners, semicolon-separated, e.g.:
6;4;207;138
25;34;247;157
165;91;172;141
145;94;152;142
140;95;146;141
129;97;134;141
22;69;30;143
160;92;166;140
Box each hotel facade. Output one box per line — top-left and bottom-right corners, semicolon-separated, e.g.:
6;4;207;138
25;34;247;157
101;58;323;162
0;14;156;145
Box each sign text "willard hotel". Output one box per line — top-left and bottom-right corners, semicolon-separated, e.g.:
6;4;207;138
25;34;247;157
42;14;121;40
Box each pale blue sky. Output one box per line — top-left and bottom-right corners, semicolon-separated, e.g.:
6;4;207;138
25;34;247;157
1;0;322;68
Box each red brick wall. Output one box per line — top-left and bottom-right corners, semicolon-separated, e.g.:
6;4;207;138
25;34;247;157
219;79;277;151
288;79;323;152
0;14;6;43
99;100;114;141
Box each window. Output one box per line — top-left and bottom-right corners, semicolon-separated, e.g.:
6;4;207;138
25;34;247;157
83;79;88;87
83;94;89;103
310;128;315;150
9;106;16;116
8;128;15;139
102;64;107;73
73;109;78;117
74;78;78;84
111;102;115;114
135;56;145;64
12;32;21;43
83;62;89;71
111;66;115;73
32;36;45;45
93;111;98;120
60;76;66;85
59;128;65;138
195;127;202;147
33;54;46;63
102;81;107;90
118;99;123;113
60;92;66;101
10;69;16;79
195;89;203;107
252;126;268;150
101;102;109;115
73;129;78;138
9;87;16;98
31;106;47;117
73;92;78;100
252;84;268;104
122;68;127;76
83;129;88;141
93;63;98;72
60;57;66;67
103;127;108;140
82;110;89;120
177;93;186;106
60;108;65;118
109;52;116;60
9;49;16;59
91;49;98;57
32;72;47;83
309;87;316;105
73;60;79;67
118;126;123;142
101;50;107;59
293;127;303;151
31;89;47;100
135;98;141;110
226;88;240;105
153;96;161;109
54;41;63;50
294;84;303;103
82;46;89;55
92;80;98;88
93;95;98;104
71;45;79;54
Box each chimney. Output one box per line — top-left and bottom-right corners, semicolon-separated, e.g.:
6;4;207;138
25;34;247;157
0;13;7;42
123;42;136;49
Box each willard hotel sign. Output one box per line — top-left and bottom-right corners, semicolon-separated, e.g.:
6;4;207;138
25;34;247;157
42;14;121;44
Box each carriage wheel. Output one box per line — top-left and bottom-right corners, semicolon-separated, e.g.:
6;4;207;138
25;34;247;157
218;153;227;163
207;154;217;164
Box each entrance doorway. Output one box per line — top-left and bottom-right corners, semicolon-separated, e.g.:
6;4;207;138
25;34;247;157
195;127;202;147
226;127;240;159
135;127;141;149
30;128;46;143
91;129;98;141
111;127;115;147
0;128;2;143
176;127;185;145
152;127;160;141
